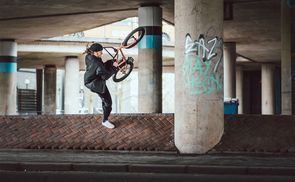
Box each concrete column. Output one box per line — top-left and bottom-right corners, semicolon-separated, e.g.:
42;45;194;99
0;40;17;115
64;56;80;114
175;0;224;154
274;67;282;114
224;42;236;98
36;69;43;115
44;65;56;114
236;66;244;114
281;0;292;115
138;6;162;113
83;86;94;114
261;64;275;114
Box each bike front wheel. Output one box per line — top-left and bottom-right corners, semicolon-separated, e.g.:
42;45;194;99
122;27;145;49
112;61;134;82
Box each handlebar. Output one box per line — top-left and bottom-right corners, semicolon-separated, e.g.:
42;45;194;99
103;46;117;52
103;45;128;60
103;46;118;59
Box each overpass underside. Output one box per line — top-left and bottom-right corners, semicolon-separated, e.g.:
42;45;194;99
1;0;295;156
1;114;295;153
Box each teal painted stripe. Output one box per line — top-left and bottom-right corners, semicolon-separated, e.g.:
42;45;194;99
0;62;17;72
138;35;162;49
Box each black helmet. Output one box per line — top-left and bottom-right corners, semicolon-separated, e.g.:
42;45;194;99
89;43;103;52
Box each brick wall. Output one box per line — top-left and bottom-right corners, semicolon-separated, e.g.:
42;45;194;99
0;114;175;151
1;114;295;153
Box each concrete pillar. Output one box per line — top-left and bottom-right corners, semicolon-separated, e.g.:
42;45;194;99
44;65;56;114
138;6;162;113
274;67;282;114
64;56;80;114
175;0;224;154
36;69;43;115
243;71;251;114
281;0;292;115
84;87;94;114
262;64;275;114
0;40;17;115
224;42;236;98
236;66;244;114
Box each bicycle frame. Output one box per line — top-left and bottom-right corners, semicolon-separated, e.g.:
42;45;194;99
103;45;129;68
103;35;138;67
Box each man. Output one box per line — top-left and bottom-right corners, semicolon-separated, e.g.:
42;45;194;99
84;43;117;129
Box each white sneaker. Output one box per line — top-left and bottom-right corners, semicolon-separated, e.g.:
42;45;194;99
102;120;115;129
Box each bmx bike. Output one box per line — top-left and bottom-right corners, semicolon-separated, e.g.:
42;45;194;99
103;27;145;82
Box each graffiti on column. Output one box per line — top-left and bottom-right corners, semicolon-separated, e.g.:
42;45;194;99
183;31;223;95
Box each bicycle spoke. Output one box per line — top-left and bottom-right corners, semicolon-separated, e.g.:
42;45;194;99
127;36;137;46
122;27;145;49
116;65;130;79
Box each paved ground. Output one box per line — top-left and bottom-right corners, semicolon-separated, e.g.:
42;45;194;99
0;149;294;166
1;149;295;172
1;149;295;181
1;171;295;182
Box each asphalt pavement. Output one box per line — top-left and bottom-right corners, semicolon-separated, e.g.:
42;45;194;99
1;149;295;181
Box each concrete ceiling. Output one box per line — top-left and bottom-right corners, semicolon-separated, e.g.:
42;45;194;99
0;0;293;67
0;0;173;41
225;0;282;64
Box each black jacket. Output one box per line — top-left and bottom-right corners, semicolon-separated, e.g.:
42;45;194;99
84;54;114;93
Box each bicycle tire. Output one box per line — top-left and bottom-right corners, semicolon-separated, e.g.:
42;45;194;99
112;62;134;82
122;27;145;49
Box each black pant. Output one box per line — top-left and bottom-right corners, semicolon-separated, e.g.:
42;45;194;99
97;86;112;121
104;59;118;73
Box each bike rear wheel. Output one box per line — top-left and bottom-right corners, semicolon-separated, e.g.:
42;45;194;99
112;60;134;82
122;27;145;49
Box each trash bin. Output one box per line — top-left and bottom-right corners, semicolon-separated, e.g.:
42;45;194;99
224;98;239;114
